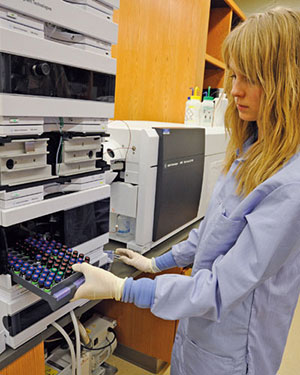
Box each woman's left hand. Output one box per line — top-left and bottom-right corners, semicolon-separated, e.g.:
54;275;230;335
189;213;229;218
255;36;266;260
71;263;127;301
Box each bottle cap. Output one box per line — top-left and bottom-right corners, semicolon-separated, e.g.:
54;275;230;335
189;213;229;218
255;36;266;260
55;275;62;283
31;274;39;283
203;86;214;101
65;269;72;277
38;277;45;287
190;86;201;100
25;270;33;280
44;280;52;289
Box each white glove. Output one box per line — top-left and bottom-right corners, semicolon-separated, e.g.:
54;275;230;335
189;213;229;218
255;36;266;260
115;248;160;273
71;263;127;301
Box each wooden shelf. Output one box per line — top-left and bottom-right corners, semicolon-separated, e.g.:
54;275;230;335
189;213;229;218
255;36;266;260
211;0;246;21
205;0;245;90
224;0;246;20
204;54;225;89
205;54;226;70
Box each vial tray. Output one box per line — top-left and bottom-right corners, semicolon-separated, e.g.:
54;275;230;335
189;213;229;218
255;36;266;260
9;269;85;311
7;235;91;310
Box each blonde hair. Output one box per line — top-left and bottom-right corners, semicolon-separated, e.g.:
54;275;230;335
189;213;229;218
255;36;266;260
222;7;300;196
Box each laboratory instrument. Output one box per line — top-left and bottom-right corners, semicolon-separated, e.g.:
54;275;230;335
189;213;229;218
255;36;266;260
103;121;227;253
0;0;119;353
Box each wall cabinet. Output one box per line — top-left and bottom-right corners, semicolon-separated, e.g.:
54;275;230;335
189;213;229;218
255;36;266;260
113;0;245;123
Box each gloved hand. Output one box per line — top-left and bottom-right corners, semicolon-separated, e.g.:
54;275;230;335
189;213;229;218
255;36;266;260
115;248;160;273
71;263;127;301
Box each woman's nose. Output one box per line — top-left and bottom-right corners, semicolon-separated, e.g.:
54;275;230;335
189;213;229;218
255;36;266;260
231;80;245;98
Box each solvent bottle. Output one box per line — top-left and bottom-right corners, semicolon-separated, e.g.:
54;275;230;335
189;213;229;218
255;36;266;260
200;86;214;127
184;87;201;126
212;88;228;128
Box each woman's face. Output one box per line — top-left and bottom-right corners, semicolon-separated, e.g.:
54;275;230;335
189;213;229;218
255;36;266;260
230;64;262;122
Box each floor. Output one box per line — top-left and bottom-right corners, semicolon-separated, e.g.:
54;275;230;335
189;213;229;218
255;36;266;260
106;355;170;375
106;298;300;375
278;297;300;375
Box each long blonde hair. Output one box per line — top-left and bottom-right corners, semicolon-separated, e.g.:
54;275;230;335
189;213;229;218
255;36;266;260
222;7;300;196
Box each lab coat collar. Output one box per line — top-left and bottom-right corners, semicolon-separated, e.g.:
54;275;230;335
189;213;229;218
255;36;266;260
236;134;257;162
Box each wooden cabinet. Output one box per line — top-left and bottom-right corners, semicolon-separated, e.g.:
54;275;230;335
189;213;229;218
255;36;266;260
113;0;245;123
112;0;210;123
95;268;184;363
204;0;246;89
1;343;44;375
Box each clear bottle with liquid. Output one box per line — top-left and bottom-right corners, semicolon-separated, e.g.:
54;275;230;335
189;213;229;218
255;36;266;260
200;86;214;127
117;215;131;237
184;87;201;126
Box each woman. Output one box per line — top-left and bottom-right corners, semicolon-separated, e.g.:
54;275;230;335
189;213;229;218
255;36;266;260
72;8;300;374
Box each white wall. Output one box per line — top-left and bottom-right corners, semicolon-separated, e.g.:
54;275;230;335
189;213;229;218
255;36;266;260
235;0;300;16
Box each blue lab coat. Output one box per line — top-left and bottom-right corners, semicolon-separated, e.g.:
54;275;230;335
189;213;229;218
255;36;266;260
151;147;300;374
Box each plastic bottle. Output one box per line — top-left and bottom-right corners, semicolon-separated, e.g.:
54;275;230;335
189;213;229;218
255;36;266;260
184;87;201;126
213;88;228;128
200;86;214;127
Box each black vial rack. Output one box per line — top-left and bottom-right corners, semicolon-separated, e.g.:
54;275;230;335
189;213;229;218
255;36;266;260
8;235;91;310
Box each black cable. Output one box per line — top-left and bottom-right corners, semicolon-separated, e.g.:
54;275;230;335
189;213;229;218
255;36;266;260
0;227;8;274
81;328;116;351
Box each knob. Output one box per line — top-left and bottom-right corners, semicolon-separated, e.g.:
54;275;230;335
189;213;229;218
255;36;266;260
6;159;14;170
32;63;50;76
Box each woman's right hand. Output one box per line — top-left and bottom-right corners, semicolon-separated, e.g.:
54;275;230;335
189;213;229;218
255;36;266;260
115;248;160;273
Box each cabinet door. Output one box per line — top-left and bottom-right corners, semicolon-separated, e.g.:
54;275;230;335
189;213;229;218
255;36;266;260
2;342;44;375
113;0;210;123
95;267;183;363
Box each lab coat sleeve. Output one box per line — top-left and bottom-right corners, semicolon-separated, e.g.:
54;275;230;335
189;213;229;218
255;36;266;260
170;222;204;267
151;183;300;321
155;251;178;270
122;277;156;308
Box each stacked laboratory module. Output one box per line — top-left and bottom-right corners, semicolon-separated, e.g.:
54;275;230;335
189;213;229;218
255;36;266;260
0;0;119;353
